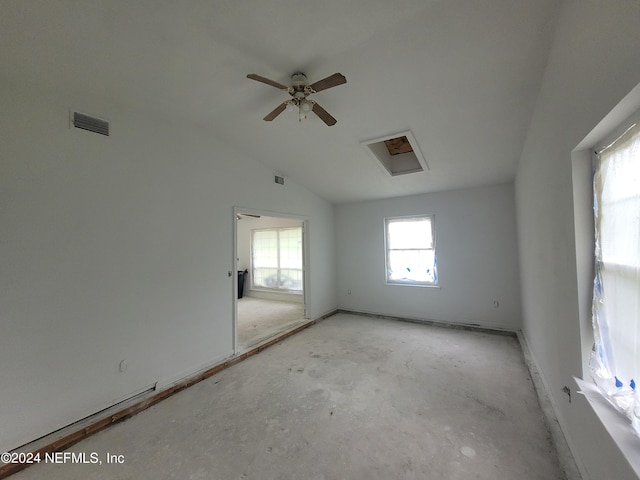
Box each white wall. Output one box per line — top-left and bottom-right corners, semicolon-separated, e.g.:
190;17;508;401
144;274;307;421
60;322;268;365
237;215;303;302
515;1;640;478
0;80;336;453
335;183;521;330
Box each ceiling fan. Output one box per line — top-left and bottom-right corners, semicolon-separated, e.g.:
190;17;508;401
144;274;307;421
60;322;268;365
247;71;346;126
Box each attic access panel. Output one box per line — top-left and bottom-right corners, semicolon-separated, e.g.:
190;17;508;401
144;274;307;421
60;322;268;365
361;131;428;176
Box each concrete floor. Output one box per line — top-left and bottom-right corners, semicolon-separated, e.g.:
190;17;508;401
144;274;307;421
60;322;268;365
13;313;564;480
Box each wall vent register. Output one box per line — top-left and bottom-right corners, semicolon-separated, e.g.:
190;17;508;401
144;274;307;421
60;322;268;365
71;111;109;136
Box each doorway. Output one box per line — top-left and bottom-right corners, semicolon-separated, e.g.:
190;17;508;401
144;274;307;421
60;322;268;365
233;208;309;353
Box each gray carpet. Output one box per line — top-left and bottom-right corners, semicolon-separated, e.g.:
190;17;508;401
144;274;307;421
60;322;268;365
237;296;305;350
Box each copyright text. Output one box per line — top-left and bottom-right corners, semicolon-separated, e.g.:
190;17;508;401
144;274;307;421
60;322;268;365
1;451;125;465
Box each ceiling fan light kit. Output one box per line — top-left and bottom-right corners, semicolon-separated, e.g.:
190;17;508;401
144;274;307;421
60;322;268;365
247;71;346;126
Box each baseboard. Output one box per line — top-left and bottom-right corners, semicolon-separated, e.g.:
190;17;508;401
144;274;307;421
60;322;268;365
517;331;584;480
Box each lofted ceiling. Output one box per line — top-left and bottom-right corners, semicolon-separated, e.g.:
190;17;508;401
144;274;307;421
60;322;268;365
0;0;560;204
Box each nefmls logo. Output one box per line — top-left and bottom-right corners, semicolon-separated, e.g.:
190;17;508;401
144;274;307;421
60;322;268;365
45;452;100;464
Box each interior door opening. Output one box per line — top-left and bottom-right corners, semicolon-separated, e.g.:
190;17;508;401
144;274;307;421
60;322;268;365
233;208;309;353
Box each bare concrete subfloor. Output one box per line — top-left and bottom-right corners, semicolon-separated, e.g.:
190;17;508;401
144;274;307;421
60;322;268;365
13;313;564;480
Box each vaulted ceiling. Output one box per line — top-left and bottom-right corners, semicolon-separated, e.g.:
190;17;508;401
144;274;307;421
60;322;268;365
1;0;559;204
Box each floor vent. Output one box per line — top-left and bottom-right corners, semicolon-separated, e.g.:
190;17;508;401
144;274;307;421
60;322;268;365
72;111;110;136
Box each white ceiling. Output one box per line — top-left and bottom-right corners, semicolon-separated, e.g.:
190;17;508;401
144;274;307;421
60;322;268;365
1;0;559;204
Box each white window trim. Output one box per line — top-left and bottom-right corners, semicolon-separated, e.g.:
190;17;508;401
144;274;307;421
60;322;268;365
384;214;439;287
572;87;640;478
251;226;303;294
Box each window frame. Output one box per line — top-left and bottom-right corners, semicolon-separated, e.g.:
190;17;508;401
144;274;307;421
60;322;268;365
570;87;640;476
384;214;438;287
590;121;640;409
251;226;303;293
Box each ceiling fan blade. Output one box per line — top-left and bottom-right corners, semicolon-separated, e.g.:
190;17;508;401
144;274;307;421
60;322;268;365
311;102;337;126
247;73;289;91
263;102;288;121
309;73;347;93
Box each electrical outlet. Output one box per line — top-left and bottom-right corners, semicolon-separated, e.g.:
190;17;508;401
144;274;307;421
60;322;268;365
119;360;128;373
347;289;352;295
493;300;500;308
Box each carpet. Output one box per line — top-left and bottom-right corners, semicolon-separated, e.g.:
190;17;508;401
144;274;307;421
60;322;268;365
237;296;305;350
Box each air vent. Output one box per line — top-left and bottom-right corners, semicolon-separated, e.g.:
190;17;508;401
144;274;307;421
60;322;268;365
275;175;285;185
72;111;109;136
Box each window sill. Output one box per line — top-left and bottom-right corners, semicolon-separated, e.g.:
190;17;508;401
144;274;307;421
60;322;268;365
574;377;640;477
385;281;440;289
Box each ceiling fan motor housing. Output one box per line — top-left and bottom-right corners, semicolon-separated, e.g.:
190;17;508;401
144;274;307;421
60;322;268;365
290;72;308;87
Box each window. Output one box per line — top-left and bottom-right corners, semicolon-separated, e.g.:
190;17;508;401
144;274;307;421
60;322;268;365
385;215;437;285
591;122;640;434
251;227;303;292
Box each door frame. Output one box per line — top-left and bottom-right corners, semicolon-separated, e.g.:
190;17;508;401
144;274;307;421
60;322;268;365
232;206;310;354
